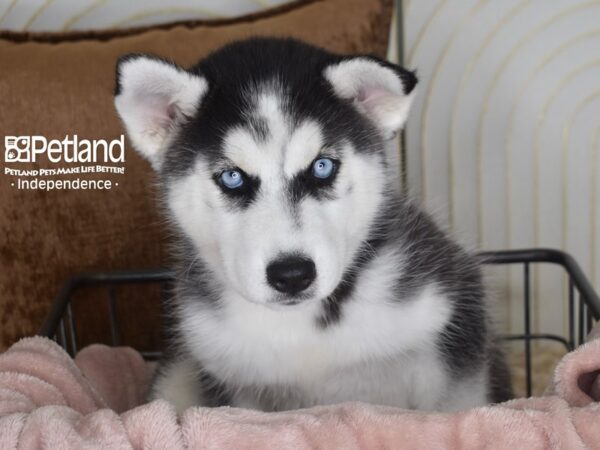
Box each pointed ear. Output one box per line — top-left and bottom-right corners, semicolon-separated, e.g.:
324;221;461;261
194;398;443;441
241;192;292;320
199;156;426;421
114;54;208;170
324;57;417;139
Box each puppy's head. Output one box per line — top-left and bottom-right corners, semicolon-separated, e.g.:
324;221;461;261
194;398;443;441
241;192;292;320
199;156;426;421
114;38;417;308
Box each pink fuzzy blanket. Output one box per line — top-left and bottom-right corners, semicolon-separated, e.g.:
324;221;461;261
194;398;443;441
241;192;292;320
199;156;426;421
1;334;599;449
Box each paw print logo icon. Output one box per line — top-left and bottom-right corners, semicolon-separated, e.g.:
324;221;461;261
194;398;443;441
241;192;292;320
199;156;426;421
4;136;31;162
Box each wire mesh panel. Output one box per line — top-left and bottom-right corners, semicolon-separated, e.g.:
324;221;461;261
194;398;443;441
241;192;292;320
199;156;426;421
39;248;600;396
479;248;600;396
38;270;174;360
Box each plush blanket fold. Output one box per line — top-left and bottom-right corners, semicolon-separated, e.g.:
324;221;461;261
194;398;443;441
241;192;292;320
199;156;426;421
0;333;599;449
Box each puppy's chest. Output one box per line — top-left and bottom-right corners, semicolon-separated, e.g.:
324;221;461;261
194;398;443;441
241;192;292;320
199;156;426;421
189;303;450;410
187;301;371;383
182;284;452;387
234;353;448;411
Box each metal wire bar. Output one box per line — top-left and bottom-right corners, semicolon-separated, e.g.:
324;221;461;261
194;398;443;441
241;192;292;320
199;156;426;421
523;263;532;397
140;351;162;360
579;294;585;346
569;277;575;350
500;333;570;351
107;286;121;346
66;303;77;355
39;269;174;338
396;0;408;191
57;319;66;351
479;248;600;319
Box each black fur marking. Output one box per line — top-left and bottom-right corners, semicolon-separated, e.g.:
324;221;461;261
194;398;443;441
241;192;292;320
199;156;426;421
316;197;392;328
316;262;357;328
360;56;418;95
389;201;489;377
247;115;270;142
288;158;340;204
168;235;223;308
317;194;491;380
158;37;416;178
198;371;232;407
212;169;261;209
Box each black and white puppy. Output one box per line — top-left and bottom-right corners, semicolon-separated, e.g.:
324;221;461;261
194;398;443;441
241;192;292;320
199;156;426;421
114;38;511;413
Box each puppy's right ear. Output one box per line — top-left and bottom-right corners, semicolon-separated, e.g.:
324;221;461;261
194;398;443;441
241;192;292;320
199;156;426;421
114;55;208;170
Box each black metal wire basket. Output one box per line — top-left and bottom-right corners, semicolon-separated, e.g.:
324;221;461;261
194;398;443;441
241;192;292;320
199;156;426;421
39;248;600;398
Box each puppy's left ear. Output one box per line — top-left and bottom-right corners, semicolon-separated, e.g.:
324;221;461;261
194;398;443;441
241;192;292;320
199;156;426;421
324;57;417;139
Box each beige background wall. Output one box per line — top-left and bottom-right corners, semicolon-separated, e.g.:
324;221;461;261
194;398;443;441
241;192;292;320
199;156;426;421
402;0;600;335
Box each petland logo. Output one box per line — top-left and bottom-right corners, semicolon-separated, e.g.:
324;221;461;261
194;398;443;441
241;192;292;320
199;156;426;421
4;135;125;163
4;135;126;190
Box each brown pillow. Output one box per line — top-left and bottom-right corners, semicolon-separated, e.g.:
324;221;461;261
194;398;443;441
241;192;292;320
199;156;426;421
0;0;393;351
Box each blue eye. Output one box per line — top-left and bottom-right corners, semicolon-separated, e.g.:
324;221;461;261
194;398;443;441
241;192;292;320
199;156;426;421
220;170;244;189
312;158;335;179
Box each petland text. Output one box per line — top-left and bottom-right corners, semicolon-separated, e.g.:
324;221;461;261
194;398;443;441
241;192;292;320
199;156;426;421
4;135;125;163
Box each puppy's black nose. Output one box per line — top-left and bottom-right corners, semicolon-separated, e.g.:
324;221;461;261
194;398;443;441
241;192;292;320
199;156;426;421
266;256;316;295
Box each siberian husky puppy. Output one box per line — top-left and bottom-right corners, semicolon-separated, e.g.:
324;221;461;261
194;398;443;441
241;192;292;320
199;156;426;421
114;38;511;413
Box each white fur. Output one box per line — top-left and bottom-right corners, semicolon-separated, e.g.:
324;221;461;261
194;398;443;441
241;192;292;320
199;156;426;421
283;120;324;178
149;359;204;412
114;57;208;170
